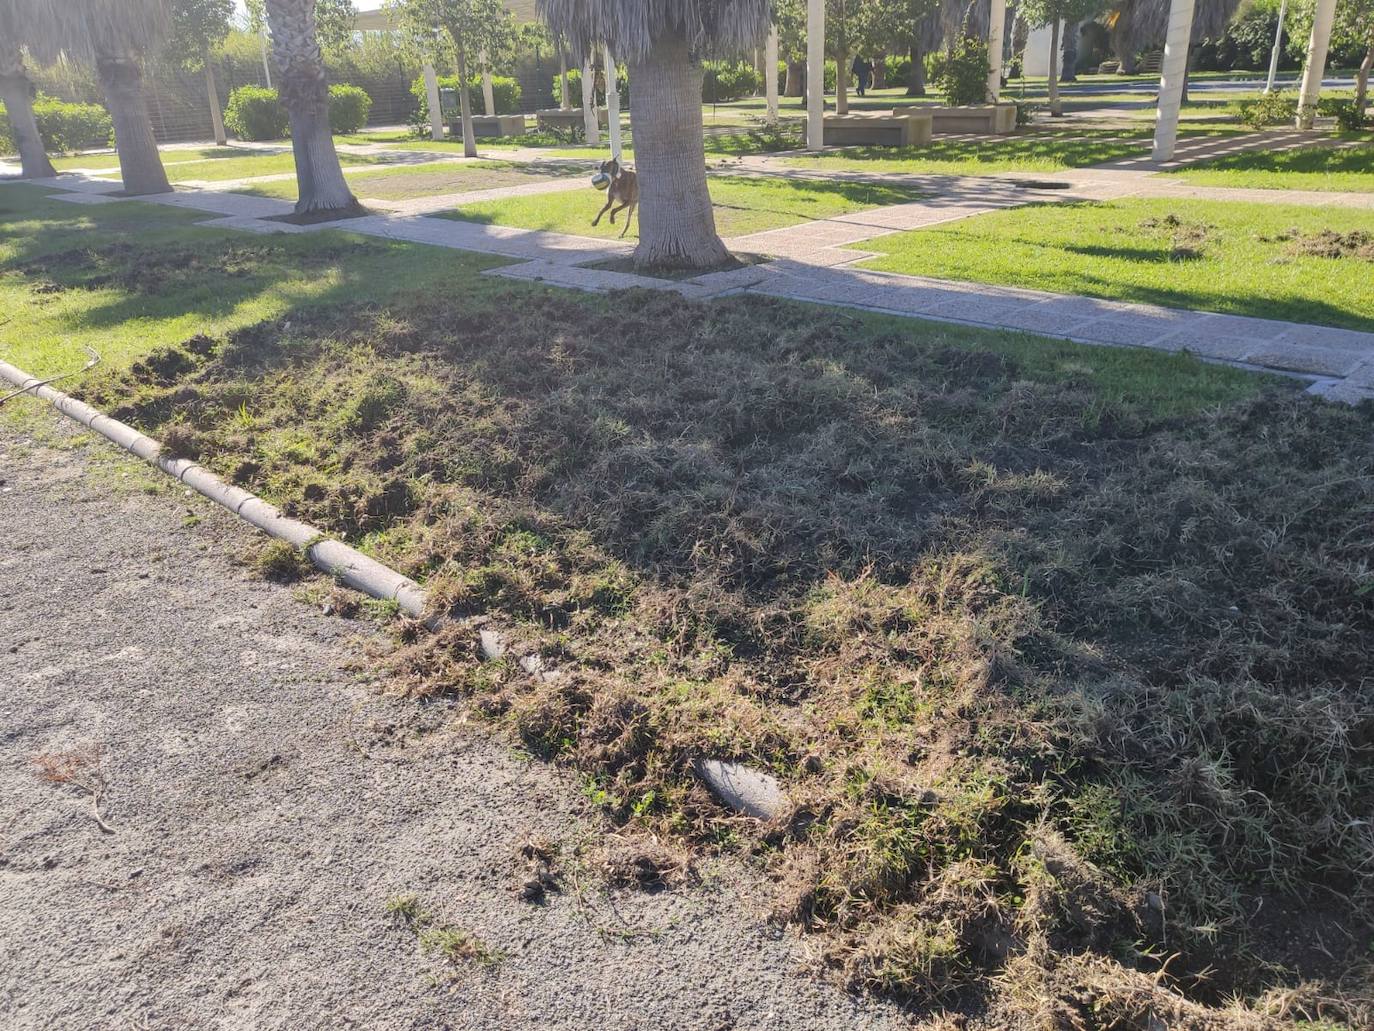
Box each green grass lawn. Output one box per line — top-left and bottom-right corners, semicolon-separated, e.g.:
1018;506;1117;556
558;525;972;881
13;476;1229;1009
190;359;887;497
856;197;1374;329
782;130;1152;175
0;185;508;381
1166;139;1374;192
232;159;572;202
442;174;928;239
47;145;281;172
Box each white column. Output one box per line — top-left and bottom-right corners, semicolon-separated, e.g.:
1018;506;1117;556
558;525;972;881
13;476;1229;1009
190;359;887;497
259;28;273;88
480;50;496;115
559;54;571;110
581;55;600;145
987;0;1006;102
422;62;444;141
1152;0;1196;163
806;0;825;150
1264;0;1288;93
604;45;622;159
765;24;779;124
1295;0;1337;129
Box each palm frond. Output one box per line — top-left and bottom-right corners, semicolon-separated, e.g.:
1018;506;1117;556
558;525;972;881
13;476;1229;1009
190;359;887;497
537;0;772;63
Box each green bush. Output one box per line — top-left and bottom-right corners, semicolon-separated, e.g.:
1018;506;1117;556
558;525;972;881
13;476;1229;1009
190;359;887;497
1237;90;1297;129
933;37;990;107
703;61;761;103
1319;97;1369;132
224;85;288;141
0;96;112;154
408;74;522;134
551;67;627;108
328;83;372;134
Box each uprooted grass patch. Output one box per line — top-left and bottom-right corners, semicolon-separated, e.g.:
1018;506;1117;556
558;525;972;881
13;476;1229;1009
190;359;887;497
78;289;1374;1028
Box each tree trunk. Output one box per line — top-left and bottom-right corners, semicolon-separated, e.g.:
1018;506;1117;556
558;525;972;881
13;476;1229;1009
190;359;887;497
873;50;887;89
95;54;170;195
1048;20;1062;117
626;30;728;271
480;51;496;115
204;47;227;146
1357;43;1372;118
0;45;55;179
907;45;926;96
785;58;805;96
266;0;358;215
1061;21;1078;82
559;53;571;110
836;48;849;113
452;30;478;158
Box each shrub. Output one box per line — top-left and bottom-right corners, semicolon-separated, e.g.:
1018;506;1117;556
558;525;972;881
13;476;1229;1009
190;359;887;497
0;96;112;154
702;61;761;103
934;37;991;107
1320;97;1369;132
551;68;627;109
1236;90;1297;129
328;84;372;134
408;74;522;133
224;85;288;141
885;54;911;84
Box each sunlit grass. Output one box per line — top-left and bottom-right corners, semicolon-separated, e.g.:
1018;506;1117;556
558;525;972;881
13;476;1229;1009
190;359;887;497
1166;138;1374;192
782;129;1152;175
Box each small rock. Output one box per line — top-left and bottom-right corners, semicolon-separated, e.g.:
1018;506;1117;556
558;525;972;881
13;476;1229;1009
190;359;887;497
129;867;144;879
519;877;545;903
518;653;544;676
694;759;788;820
478;629;505;661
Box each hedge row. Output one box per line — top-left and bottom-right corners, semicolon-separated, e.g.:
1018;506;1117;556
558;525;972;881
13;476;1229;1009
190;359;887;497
0;96;112;154
222;83;373;142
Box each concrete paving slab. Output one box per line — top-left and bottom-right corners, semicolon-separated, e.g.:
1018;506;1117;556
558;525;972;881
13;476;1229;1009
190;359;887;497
1244;344;1369;377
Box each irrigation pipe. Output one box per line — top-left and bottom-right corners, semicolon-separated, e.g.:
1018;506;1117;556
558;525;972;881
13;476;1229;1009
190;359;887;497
0;356;427;619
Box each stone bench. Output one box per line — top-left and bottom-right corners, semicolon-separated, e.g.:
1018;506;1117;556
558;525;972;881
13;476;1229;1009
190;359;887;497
535;108;609;133
823;112;933;147
451;114;527;138
909;104;1017;135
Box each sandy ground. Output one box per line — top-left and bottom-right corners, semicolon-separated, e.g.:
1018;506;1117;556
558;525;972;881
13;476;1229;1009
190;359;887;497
0;420;908;1031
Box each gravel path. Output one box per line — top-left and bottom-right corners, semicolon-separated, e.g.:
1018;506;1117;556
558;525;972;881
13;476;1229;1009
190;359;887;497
0;423;906;1031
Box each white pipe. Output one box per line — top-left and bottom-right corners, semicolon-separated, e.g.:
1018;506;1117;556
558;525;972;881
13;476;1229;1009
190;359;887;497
259;28;272;88
1152;0;1196;163
1264;0;1288;94
422;62;444;141
806;0;824;150
581;55;600;145
987;0;1006;102
0;359;427;618
604;45;622;159
1295;0;1337;128
765;24;779;124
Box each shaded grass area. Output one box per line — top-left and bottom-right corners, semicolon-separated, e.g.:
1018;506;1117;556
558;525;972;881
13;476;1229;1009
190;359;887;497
5;189;1371;1027
0;185;507;380
46;145;273;171
232;159;573;202
856;197;1374;331
1167;139;1374;193
441;174;928;239
783;130;1151;175
156;150;384;183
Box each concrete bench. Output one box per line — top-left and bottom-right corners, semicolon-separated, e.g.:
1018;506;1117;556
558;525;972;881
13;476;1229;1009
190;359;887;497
823;112;933;147
450;114;527;138
535;108;609;133
915;104;1018;135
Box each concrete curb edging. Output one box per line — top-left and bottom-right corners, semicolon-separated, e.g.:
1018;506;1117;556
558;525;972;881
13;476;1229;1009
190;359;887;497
0;358;428;618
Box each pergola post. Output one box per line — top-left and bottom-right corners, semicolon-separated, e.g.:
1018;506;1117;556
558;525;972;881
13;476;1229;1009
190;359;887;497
806;0;824;150
604;45;622;159
479;50;496;115
1295;0;1337;128
987;0;1006;102
422;61;444;141
765;24;779;124
1264;0;1288;93
1152;0;1196;162
581;55;600;145
559;53;571;110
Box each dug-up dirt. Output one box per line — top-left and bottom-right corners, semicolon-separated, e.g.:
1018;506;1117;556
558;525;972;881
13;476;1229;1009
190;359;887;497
0;426;906;1031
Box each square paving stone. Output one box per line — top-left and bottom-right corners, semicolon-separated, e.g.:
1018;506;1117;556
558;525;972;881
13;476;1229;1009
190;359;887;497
1244;344;1368;377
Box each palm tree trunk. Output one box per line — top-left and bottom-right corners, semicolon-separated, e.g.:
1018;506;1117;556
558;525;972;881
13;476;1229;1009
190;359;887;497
0;44;55;179
559;53;571;109
450;26;478;158
873;51;887;89
836;48;849;113
908;44;926;96
1048;20;1062;117
1060;21;1078;83
95;54;171;195
204;46;226;146
266;0;357;215
626;30;728;271
785;58;804;96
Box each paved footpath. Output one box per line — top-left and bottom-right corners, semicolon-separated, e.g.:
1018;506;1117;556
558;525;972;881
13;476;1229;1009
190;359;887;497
8;131;1374;402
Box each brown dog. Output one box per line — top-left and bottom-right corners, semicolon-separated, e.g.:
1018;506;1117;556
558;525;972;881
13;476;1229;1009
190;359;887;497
591;158;638;238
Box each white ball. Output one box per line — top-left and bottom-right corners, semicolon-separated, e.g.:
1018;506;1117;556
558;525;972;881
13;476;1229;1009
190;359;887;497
591;173;611;190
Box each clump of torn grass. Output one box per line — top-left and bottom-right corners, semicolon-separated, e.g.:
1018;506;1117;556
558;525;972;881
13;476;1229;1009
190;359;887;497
385;894;503;968
79;287;1374;1027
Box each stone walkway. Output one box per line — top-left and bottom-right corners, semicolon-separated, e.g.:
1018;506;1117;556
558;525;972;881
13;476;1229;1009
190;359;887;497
7;126;1373;403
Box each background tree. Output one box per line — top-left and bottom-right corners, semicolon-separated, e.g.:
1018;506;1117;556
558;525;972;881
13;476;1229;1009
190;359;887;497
1019;0;1104;113
263;0;358;214
0;1;55;177
1106;0;1243;100
827;0;881;112
874;0;959;96
386;0;512;158
1289;0;1373;121
773;0;808;97
538;0;771;270
20;0;173;194
168;0;234;145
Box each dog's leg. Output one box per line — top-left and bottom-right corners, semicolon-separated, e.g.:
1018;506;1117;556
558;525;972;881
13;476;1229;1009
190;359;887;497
591;196;614;227
608;201;629;226
619;201;636;238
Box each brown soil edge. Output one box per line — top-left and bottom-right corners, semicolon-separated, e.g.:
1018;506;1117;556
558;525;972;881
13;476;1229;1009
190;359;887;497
0;356;426;618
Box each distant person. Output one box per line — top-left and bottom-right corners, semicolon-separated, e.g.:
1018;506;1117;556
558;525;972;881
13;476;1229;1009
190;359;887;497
852;55;873;97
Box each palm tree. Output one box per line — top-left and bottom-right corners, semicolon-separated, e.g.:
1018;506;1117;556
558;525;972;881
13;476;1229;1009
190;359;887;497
539;0;772;271
14;0;171;194
1107;0;1241;100
263;0;358;215
0;2;56;178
